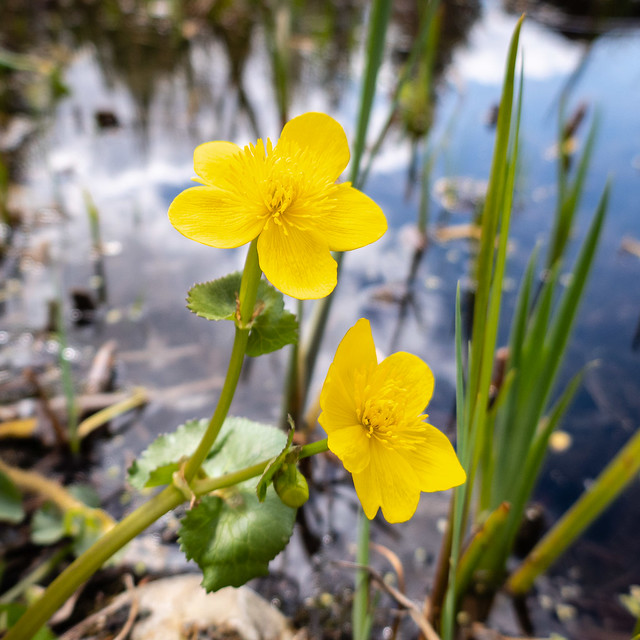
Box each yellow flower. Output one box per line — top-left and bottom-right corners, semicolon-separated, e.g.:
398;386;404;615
319;318;466;523
168;112;387;300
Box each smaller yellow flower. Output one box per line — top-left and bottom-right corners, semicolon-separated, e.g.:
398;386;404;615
168;112;387;300
319;318;466;523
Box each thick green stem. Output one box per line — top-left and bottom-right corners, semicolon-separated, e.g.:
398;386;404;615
189;439;328;496
353;509;372;640
5;240;264;639
183;240;261;481
6;437;330;639
3;485;184;640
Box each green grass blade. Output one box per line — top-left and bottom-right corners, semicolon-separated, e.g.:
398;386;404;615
455;502;511;599
465;15;523;419
350;0;393;186
547;110;599;269
439;284;467;637
359;0;440;188
539;182;609;405
507;425;640;595
440;17;524;638
477;65;523;511
496;364;588;566
490;244;539;488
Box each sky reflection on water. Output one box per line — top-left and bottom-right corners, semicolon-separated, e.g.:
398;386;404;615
1;0;639;631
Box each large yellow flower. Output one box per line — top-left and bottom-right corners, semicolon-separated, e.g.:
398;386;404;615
319;319;466;523
168;112;387;300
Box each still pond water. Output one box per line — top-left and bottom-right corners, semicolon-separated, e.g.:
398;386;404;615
1;0;639;636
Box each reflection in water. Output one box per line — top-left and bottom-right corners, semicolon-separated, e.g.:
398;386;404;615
504;0;640;38
1;1;639;636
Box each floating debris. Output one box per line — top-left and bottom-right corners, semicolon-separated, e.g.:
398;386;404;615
433;223;482;242
621;236;640;259
95;110;120;129
433;176;487;214
85;339;118;395
549;430;573;453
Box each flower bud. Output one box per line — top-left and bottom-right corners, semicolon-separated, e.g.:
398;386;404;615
273;463;309;508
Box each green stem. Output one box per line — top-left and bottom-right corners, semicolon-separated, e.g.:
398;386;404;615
3;485;185;640
183;239;261;482
299;438;329;458
237;238;262;324
353;509;372;640
301;252;344;401
56;289;79;455
6;438;330;639
281;299;303;428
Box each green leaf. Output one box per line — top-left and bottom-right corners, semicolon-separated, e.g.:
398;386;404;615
67;484;100;509
64;511;104;556
31;504;65;546
187;273;239;321
127;419;207;490
0;470;24;524
201;417;289;479
180;488;295;591
246;282;298;357
147;462;182;488
179;417;296;591
187;274;298;357
31;496;109;557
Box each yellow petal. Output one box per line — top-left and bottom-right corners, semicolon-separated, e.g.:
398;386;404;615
168;186;264;248
403;423;466;492
257;222;336;299
326;425;370;474
277;112;350;182
353;443;421;523
316;183;387;251
193;141;242;186
318;366;360;432
319;318;377;424
373;352;434;418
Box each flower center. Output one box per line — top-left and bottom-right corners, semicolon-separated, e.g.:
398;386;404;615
355;368;428;450
361;398;400;446
265;180;295;224
355;373;402;447
251;137;303;233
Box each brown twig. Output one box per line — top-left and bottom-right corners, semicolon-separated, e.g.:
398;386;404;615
371;542;406;640
334;560;441;640
59;575;138;640
24;368;67;446
113;575;139;640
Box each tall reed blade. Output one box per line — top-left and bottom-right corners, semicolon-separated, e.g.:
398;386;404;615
438;18;524;639
507;425;640;595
